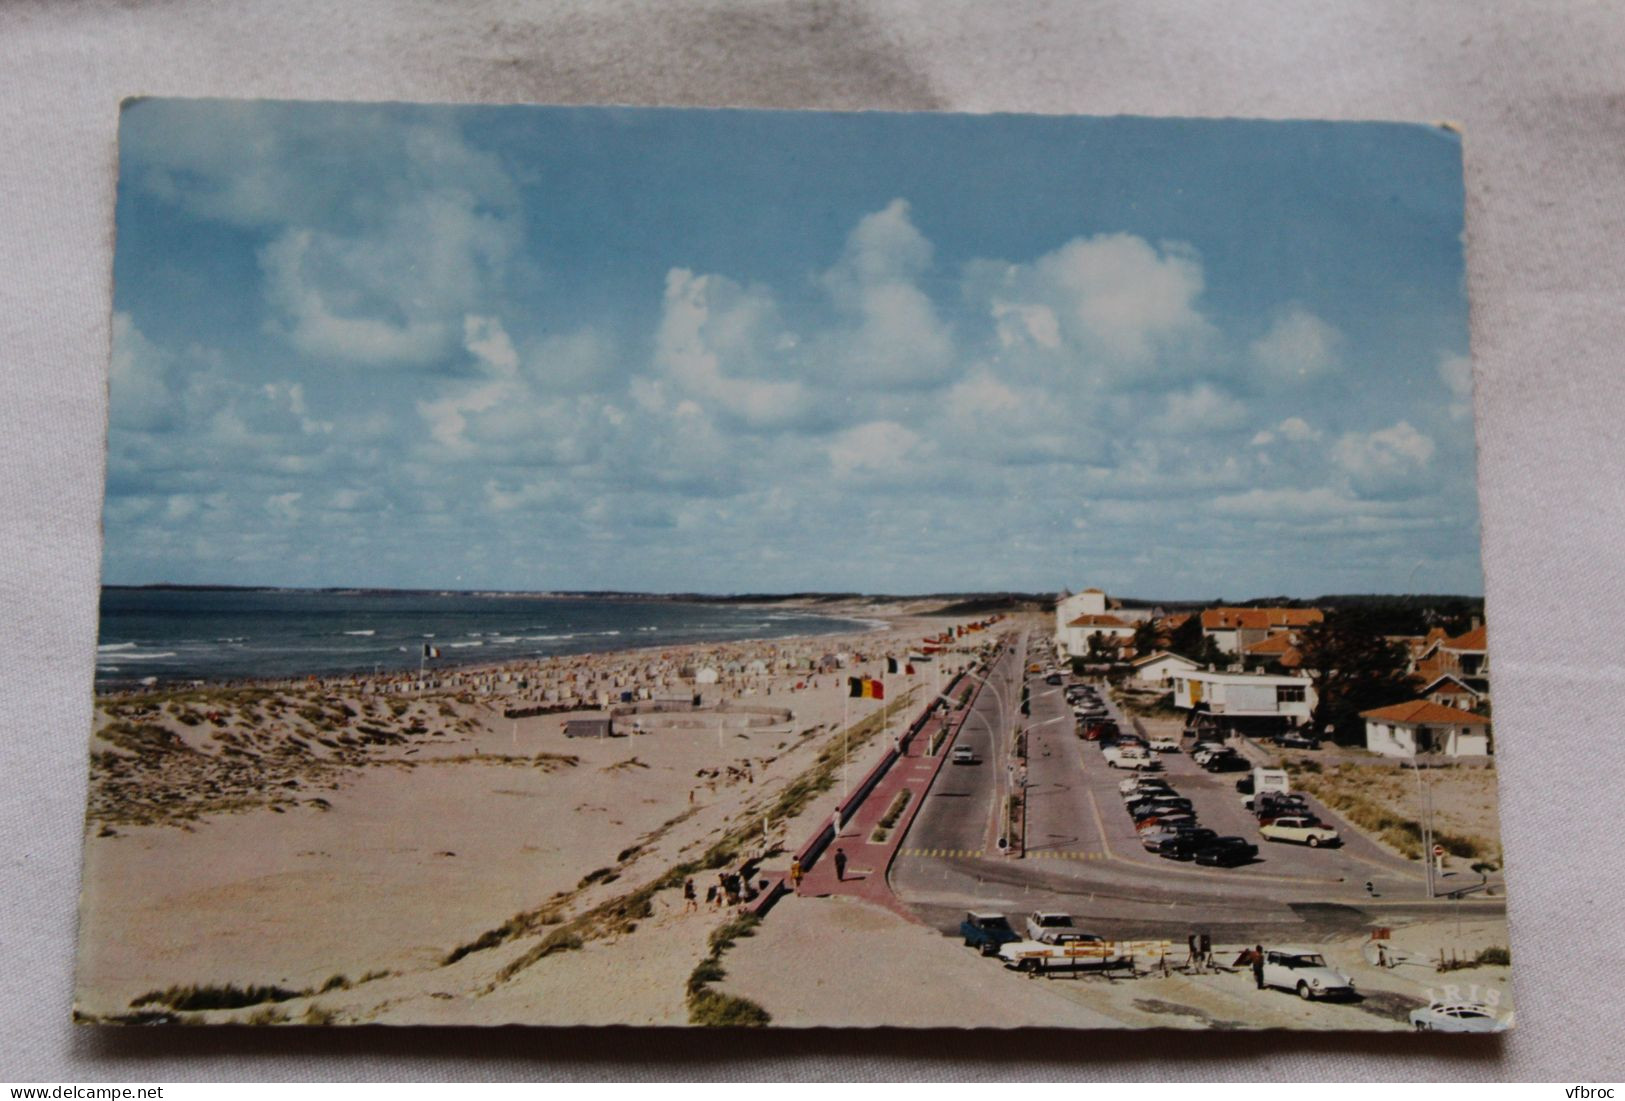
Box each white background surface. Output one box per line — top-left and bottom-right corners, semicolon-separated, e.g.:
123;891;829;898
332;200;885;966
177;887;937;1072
3;0;1622;1081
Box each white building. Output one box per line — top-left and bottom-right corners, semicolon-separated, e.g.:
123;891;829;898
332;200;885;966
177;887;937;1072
1171;669;1316;727
1054;587;1108;637
1130;650;1200;687
1361;700;1491;758
1058;613;1138;659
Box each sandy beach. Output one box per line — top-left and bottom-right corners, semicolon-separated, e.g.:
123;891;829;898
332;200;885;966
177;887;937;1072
75;601;985;1025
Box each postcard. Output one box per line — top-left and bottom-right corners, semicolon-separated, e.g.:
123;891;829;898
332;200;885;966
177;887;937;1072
78;99;1509;1031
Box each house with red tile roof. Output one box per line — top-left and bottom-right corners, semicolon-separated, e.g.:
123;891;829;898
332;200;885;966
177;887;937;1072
1409;621;1490;698
1361;699;1491;758
1200;606;1323;654
1240;631;1304;670
1419;673;1485;711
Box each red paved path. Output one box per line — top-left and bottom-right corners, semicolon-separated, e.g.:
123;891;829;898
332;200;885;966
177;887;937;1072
775;667;990;922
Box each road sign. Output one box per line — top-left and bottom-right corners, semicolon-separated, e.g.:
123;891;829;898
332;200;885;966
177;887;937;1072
1432;843;1445;857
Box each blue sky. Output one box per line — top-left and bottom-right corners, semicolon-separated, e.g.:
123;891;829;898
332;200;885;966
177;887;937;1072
105;100;1480;597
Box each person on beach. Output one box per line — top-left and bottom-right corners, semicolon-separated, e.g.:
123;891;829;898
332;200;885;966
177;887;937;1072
682;877;697;914
834;847;848;882
789;856;803;891
1252;945;1266;990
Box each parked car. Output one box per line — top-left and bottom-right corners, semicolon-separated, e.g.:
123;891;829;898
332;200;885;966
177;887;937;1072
1252;792;1311;818
1408;1002;1504;1032
1191;742;1227;763
1104;746;1160;771
1260;816;1341;847
1193;837;1258;866
1119;777;1176;798
1148;736;1181;753
950;745;979;765
1135;809;1197;831
1127;795;1193;817
1024;910;1078;943
1202;753;1251;773
959;911;1021;956
1274;732;1321;750
1259;948;1356;1000
998;935;1121;974
1157;829;1220;859
1141;822;1207;850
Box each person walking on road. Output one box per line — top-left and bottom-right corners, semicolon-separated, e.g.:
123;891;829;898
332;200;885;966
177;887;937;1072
834;847;848;882
1252;944;1266;990
789;856;803;891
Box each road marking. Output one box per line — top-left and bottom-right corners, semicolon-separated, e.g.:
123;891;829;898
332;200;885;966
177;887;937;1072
900;847;986;859
1027;851;1106;861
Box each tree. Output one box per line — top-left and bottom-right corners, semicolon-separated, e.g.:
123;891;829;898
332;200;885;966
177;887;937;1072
1132;618;1162;656
1297;610;1417;744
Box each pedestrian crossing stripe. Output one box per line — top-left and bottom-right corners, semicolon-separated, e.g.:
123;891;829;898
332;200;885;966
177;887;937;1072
897;848;1106;861
1028;851;1106;861
899;848;985;858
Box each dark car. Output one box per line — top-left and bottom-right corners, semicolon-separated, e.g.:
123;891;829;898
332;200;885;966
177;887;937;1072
1045;673;1063;686
1193;837;1258;867
1129;797;1193;819
1274;732;1321;750
1202;753;1251;773
1158;828;1220;860
959;911;1021;955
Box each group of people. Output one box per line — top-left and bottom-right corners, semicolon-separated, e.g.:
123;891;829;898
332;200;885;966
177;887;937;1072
681;864;763;914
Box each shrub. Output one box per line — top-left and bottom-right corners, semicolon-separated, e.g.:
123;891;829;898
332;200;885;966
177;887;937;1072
689;990;771;1027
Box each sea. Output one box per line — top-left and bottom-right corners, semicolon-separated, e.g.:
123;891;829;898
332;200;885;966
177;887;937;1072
95;588;874;686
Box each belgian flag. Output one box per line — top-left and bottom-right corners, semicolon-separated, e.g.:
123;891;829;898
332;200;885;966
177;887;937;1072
886;656;901;674
848;676;885;699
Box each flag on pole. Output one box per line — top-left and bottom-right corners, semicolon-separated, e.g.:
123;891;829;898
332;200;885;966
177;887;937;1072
886;656;901;674
423;643;441;658
848;676;884;699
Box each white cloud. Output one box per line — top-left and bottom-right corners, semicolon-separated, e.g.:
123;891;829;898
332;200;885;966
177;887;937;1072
1439;353;1474;419
1158;383;1247;432
818;200;955;387
1250;309;1341;381
828;421;921;478
109;312;176;431
992;301;1061;349
265;492;302;524
464;315;520;376
1209;486;1359;519
978;233;1210;368
649;268;809;427
1333;421;1436;494
259;229;455;367
1278;416;1320;442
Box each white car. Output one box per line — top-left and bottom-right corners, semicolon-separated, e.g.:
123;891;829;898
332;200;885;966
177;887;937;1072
1260;947;1356;1001
950;745;979;765
1102;745;1160;771
1024;910;1076;943
1191;743;1228;764
1119;776;1175;797
1260;816;1341;848
1408;1002;1505;1032
1148;736;1181;753
999;934;1121;973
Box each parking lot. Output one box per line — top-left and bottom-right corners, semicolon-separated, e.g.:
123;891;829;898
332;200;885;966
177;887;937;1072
890;630;1461;945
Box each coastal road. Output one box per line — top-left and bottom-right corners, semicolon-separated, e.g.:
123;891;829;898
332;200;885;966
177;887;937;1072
891;650;1504;942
